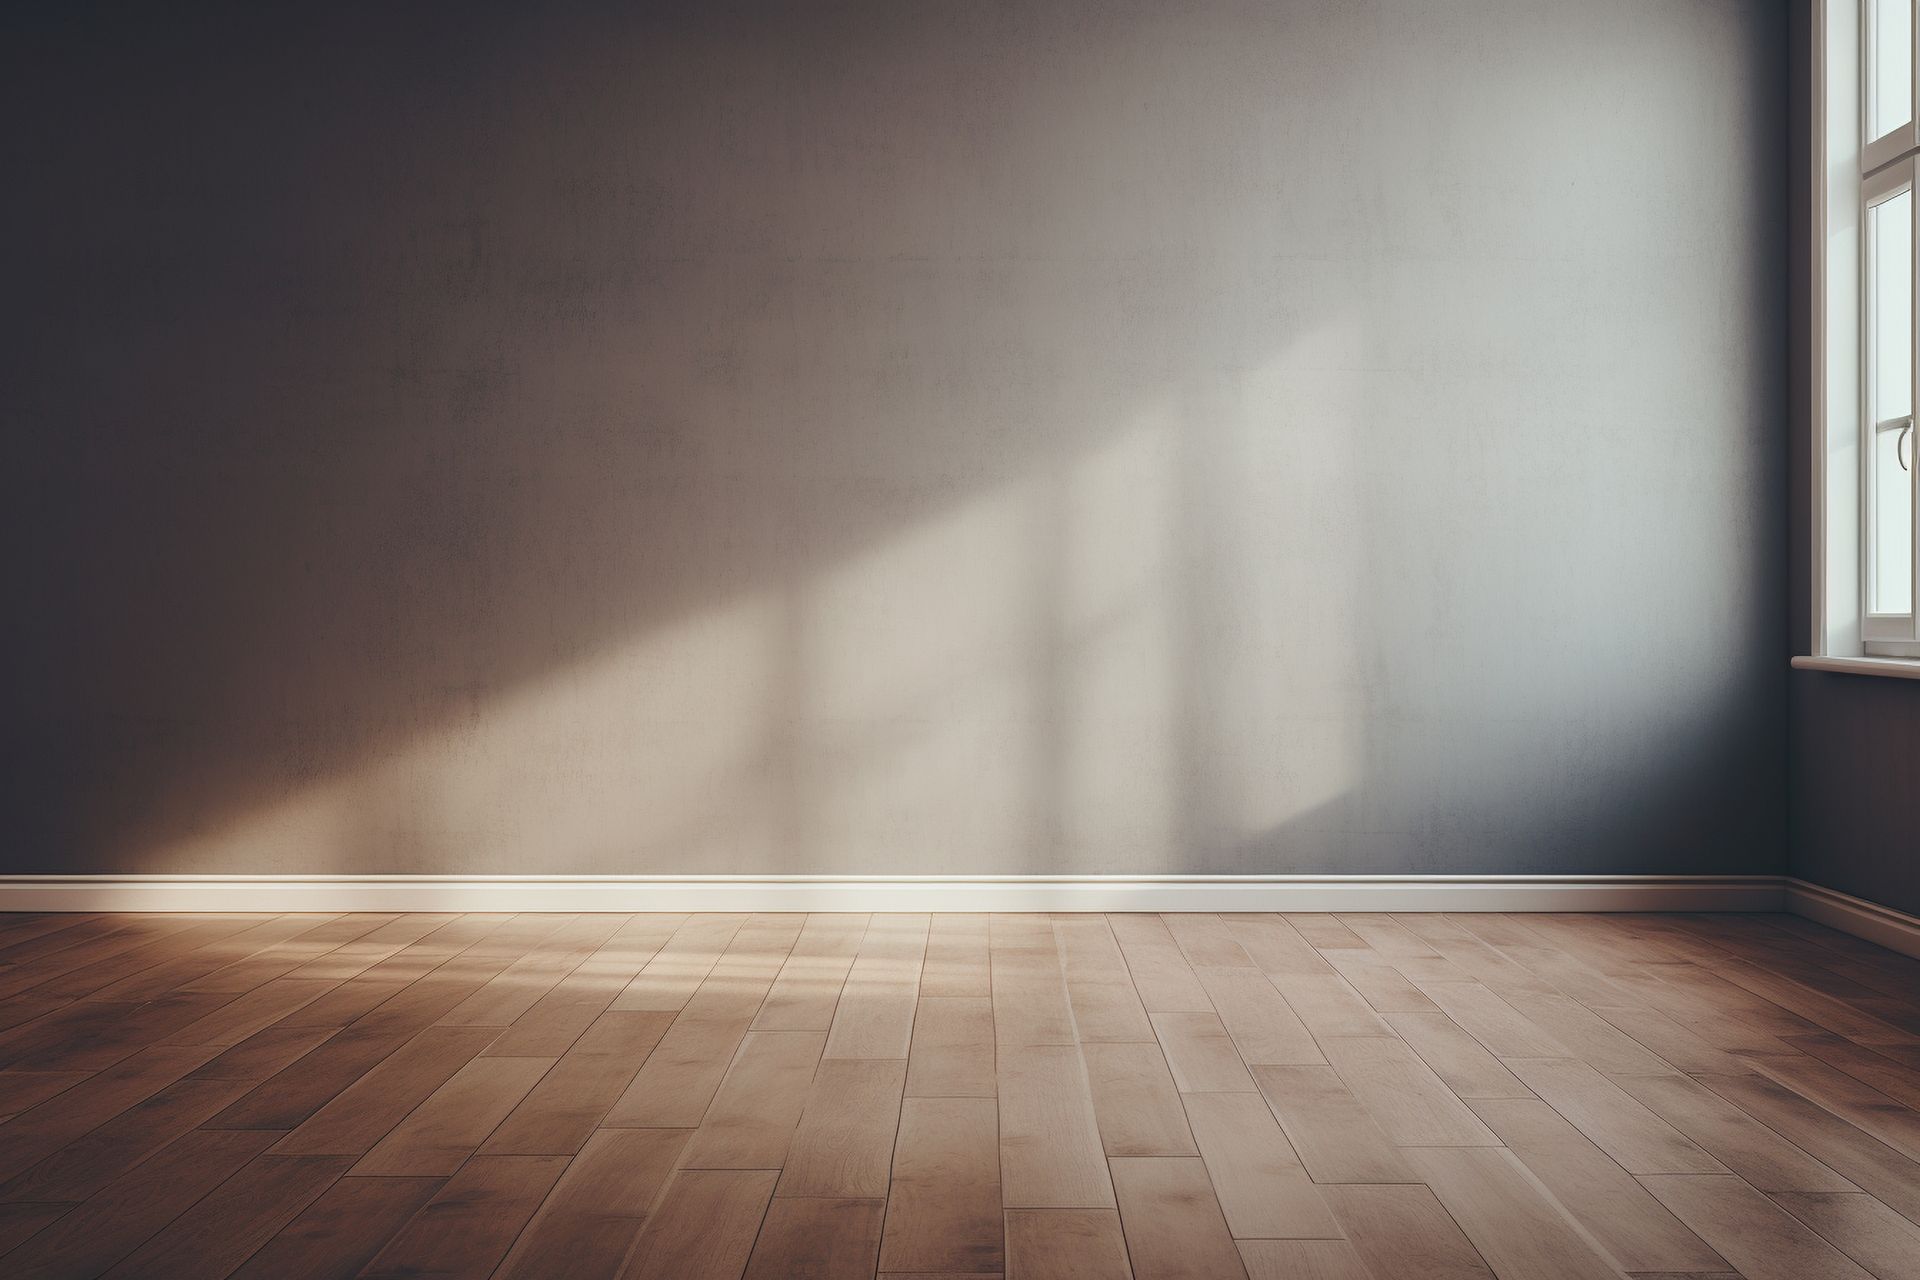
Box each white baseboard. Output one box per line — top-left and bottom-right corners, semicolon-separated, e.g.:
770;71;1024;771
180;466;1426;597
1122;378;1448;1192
0;872;1786;915
1784;878;1920;961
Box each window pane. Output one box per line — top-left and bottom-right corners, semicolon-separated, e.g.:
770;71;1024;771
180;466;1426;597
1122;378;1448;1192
1871;188;1913;615
1874;426;1912;613
1873;189;1912;423
1873;0;1913;141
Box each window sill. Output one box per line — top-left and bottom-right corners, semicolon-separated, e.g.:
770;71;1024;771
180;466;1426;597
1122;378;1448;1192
1792;655;1920;679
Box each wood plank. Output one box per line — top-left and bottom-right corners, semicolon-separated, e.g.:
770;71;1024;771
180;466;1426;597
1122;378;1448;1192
1750;1052;1920;1163
997;1043;1114;1208
498;1128;690;1280
1319;1183;1494;1280
680;1030;824;1169
1465;1095;1728;1273
1497;990;1673;1074
1392;916;1560;995
273;1024;498;1156
1237;1240;1372;1280
744;1197;885;1280
1109;915;1212;1012
0;1042;221;1182
1054;916;1141;989
1283;915;1366;949
1713;957;1920;1044
206;1024;411;1130
1067;978;1156;1044
601;931;790;1127
1319;1034;1499;1146
1250;1064;1412;1183
0;918;201;1001
992;922;1077;1048
1338;914;1444;958
350;1054;552;1175
1162;915;1256;968
0;1075;251;1202
1382;1009;1532;1098
752;913;866;1031
92;914;345;1002
1609;1070;1858;1191
1082;1040;1196;1156
0;1204;73;1256
777;1056;906;1198
1629;965;1817;1052
0;1127;278;1280
12;926;210;1006
1150;1011;1255;1093
1195;967;1322;1064
1221;915;1336;977
823;914;928;1060
1267;972;1393;1038
0;1069;88;1122
358;1154;568;1280
228;1174;442;1280
436;913;627;1027
1109;1156;1247;1280
1641;1174;1876;1280
622;1168;778;1280
179;915;391;993
186;1025;336;1083
1321;948;1439;1012
1586;1002;1754;1076
613;914;749;1011
1503;1057;1726;1175
920;914;991;999
1784;1031;1920;1113
482;1009;673;1154
1697;1070;1920;1222
278;913;460;983
480;913;685;1057
98;1153;350;1280
1404;1144;1626;1280
878;1096;1003;1274
1003;1208;1132;1278
1182;1090;1341;1240
4;990;236;1072
906;996;996;1097
1417;980;1569;1057
1773;1191;1920;1280
333;943;529;1040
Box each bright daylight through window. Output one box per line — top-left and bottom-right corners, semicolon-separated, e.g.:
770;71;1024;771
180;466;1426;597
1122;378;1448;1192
1866;0;1919;641
1809;0;1920;669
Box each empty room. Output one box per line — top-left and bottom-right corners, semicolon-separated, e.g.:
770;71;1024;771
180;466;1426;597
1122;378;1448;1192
4;1;1919;1277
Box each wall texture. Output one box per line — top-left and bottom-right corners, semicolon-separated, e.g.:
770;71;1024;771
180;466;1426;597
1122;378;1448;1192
3;0;1787;878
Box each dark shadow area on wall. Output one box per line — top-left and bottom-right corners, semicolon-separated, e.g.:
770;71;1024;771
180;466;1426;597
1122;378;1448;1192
1791;674;1920;917
1;0;1787;878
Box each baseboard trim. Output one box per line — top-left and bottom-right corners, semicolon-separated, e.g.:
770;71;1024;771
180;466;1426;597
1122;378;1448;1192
1784;878;1920;961
0;872;1787;915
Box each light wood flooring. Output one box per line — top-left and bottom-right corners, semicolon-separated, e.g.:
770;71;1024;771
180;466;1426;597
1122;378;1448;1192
0;909;1917;1278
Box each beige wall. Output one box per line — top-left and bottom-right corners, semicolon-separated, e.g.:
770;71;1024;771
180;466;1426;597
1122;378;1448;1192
5;0;1786;876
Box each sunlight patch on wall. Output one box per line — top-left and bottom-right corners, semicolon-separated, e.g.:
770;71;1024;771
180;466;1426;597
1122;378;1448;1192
136;323;1383;876
1210;317;1369;844
1052;411;1178;868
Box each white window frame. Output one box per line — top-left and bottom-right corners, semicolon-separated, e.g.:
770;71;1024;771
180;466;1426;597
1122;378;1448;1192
1802;0;1920;677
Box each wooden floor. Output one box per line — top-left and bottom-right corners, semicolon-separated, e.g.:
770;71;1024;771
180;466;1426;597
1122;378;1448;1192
0;913;1917;1279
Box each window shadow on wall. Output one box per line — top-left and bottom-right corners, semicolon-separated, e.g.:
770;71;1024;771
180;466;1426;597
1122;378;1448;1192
2;0;1786;882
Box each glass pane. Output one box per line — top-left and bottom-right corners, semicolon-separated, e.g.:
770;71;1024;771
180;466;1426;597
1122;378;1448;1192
1874;426;1912;614
1873;0;1913;141
1873;189;1912;424
1871;189;1913;614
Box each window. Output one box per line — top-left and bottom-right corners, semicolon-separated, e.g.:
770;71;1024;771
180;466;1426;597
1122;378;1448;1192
1805;0;1920;673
